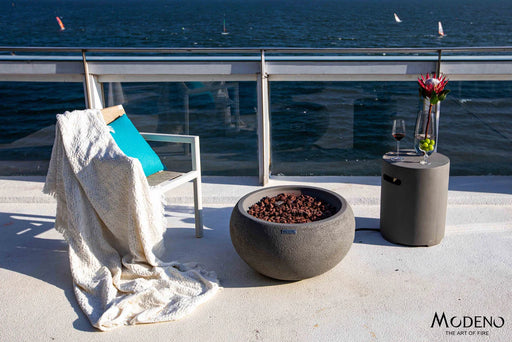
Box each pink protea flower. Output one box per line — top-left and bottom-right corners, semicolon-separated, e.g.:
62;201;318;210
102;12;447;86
417;73;450;141
418;73;450;104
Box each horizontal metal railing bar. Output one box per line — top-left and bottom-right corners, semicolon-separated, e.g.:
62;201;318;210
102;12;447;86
3;55;512;63
2;46;512;55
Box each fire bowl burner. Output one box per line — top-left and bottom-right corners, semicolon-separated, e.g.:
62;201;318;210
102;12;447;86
229;185;355;281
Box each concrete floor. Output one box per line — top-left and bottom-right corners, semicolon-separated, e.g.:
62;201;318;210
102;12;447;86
0;176;511;341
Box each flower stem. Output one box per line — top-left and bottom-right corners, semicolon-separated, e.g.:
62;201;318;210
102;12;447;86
424;103;432;140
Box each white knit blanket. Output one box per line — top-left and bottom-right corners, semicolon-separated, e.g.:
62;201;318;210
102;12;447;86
43;109;219;331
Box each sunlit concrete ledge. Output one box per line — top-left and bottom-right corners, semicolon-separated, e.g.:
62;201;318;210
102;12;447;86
0;175;511;341
2;175;512;205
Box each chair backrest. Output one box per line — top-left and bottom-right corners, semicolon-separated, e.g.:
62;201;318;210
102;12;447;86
101;105;126;124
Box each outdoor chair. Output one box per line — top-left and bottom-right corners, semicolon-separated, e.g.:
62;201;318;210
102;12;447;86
101;105;203;238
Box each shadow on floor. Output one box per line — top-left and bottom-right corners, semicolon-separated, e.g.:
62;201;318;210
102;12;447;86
0;211;95;332
164;206;405;287
0;206;292;311
162;205;292;288
353;216;392;246
1;204;412;302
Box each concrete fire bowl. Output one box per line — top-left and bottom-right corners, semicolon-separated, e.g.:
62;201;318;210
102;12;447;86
230;185;355;281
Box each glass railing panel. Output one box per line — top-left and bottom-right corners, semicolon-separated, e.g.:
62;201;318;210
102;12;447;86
440;81;512;175
270;81;512;176
0;82;84;175
104;81;258;176
270;81;417;176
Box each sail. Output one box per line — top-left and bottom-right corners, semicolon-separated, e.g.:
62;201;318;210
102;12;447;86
221;18;229;35
394;13;402;23
438;21;445;36
56;17;65;31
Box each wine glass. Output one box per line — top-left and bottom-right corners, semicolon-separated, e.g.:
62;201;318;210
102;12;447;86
391;119;405;161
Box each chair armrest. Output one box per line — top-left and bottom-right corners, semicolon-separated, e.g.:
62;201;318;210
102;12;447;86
140;132;198;145
140;132;201;173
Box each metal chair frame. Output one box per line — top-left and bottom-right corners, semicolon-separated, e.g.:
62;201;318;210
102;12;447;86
101;105;203;238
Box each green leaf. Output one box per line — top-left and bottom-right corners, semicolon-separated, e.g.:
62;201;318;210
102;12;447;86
438;89;450;102
430;93;439;104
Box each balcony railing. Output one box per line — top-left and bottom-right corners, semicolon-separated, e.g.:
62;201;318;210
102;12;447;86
2;46;512;184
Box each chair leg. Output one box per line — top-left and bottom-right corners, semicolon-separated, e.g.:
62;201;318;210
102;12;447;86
193;178;204;238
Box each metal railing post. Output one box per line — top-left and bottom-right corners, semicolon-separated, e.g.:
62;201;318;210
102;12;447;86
82;50;92;109
257;49;271;185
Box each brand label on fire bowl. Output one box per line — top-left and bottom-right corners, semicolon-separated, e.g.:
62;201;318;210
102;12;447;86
281;229;297;235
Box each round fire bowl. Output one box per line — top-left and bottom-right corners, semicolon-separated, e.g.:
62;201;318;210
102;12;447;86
229;185;355;281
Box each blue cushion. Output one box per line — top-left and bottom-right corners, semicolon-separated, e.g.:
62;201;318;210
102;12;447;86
108;114;165;177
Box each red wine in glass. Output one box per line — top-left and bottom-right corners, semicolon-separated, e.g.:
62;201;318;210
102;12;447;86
393;132;405;141
391;119;405;160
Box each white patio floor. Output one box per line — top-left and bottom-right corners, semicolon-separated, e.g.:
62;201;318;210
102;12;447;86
0;176;511;341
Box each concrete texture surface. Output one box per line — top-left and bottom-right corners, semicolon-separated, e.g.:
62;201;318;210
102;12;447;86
0;176;511;341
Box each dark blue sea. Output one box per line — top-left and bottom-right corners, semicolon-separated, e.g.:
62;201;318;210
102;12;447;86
1;0;512;176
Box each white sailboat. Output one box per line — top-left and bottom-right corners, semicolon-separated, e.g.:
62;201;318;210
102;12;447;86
438;21;445;37
394;13;402;23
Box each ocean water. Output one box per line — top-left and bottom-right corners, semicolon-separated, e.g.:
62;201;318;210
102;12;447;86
1;0;512;176
3;0;512;48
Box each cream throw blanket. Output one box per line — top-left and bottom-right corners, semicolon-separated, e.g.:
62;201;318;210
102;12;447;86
43;109;219;331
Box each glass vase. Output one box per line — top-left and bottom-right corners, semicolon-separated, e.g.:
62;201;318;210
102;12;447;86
414;99;437;165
